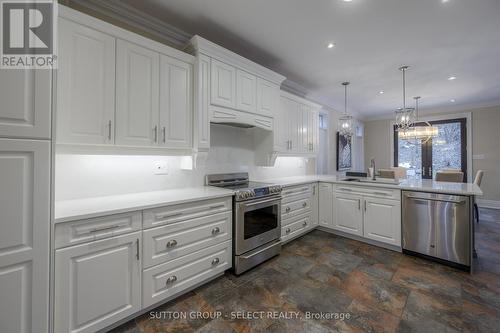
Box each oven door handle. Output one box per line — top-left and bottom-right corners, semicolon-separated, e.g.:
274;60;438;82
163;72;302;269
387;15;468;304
239;197;281;208
240;241;280;259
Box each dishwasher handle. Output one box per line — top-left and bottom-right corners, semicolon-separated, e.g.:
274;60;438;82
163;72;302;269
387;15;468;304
404;193;466;205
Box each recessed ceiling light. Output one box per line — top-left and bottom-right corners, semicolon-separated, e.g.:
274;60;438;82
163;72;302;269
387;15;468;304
327;43;335;49
448;76;457;80
342;0;353;2
379;91;384;94
450;99;456;103
442;0;450;3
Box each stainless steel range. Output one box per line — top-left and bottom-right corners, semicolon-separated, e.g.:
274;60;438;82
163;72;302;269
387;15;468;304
206;173;282;275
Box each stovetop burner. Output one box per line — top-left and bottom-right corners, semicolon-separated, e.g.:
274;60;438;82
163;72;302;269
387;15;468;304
206;173;282;201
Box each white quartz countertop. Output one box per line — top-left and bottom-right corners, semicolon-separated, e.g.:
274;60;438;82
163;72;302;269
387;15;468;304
54;187;235;223
259;175;483;196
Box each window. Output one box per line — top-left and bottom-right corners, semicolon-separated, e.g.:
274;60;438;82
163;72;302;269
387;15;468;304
394;118;467;181
319;114;328;129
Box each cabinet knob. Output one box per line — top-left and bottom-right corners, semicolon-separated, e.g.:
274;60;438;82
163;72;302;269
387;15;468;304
286;228;291;234
166;275;177;285
285;207;291;213
303;221;307;227
211;227;220;235
212;257;220;266
166;240;177;248
302;202;307;208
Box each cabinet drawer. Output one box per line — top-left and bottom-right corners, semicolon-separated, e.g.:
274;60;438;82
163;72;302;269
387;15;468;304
281;214;311;242
281;184;312;200
142;240;231;308
54;211;142;249
143;197;231;229
282;196;311;220
335;185;401;201
143;211;232;268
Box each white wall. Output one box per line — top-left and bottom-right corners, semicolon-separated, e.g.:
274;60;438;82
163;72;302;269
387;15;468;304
55;124;314;201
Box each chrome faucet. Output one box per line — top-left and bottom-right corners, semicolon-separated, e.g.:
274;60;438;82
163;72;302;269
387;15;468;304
370;158;376;180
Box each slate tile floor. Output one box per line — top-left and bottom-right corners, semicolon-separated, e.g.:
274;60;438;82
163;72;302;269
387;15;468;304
110;208;500;333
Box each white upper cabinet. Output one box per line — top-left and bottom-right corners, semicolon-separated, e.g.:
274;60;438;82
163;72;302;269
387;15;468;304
210;59;236;109
236;70;257;113
0;69;51;139
256;78;278;117
57;18;115;145
278;92;321;155
194;54;210;150
56;6;195;151
0;139;50;333
116;39;160;147
159;55;192;148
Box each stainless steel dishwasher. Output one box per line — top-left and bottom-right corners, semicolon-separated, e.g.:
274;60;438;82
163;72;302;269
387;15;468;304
402;191;471;269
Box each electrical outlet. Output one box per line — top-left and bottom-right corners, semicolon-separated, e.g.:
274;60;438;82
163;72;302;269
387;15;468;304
153;161;168;175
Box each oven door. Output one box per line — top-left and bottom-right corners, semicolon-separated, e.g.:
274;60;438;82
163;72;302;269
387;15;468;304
235;196;281;255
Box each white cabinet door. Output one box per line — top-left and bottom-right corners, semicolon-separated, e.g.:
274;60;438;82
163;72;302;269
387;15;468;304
309;109;319;153
0;69;51;139
311;183;319;226
210;59;236;109
364;198;401;246
333;193;364;236
236;70;256;113
54;232;141;333
0;139;50;333
274;97;289;152
159;55;192;148
194;54;210;150
116;39;159;147
256;78;277;116
319;183;333;227
288;100;300;153
57;18;115;145
300;105;310;153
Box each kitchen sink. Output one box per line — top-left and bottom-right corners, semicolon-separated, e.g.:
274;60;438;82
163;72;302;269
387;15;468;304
340;177;401;185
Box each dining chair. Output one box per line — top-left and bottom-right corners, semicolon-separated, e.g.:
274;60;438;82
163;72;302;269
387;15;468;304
435;171;464;182
378;169;396;179
473;170;484;223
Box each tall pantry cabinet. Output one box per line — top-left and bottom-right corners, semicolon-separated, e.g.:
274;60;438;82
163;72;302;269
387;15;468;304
0;69;52;333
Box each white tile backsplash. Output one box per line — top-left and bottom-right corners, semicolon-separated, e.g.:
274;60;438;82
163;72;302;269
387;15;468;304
55;125;315;201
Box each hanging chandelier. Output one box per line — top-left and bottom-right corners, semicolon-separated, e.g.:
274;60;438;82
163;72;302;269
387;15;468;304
394;66;415;134
398;96;439;142
338;81;353;137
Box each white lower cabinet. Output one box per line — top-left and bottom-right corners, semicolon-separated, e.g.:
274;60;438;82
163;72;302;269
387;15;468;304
280;183;317;243
281;214;311;243
363;197;401;246
143;240;231;308
333;193;364;236
319;182;333;227
54;232;142;333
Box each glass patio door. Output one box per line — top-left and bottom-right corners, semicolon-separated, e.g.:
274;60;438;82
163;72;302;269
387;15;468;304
394;118;467;182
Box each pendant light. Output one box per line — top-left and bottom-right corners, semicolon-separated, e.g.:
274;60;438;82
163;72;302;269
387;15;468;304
338;81;353;137
399;96;439;142
395;66;415;134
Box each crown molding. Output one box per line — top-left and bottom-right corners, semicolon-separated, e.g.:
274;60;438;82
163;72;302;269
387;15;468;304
65;0;191;48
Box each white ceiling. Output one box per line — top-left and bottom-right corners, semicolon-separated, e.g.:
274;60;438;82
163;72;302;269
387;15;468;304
123;0;500;119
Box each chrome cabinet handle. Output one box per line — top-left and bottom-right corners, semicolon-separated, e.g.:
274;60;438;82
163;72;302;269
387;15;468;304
153;125;158;143
302;221;307;227
285;207;291;213
312;186;316;196
136;238;140;261
211;257;220;266
373;192;388;196
422;167;425;176
286;228;291;234
211;227;220;235
166;240;177;248
364;200;367;211
358;199;361;210
302;202;307;208
88;224;121;233
107;120;112;140
166;276;177;285
162;126;166;143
